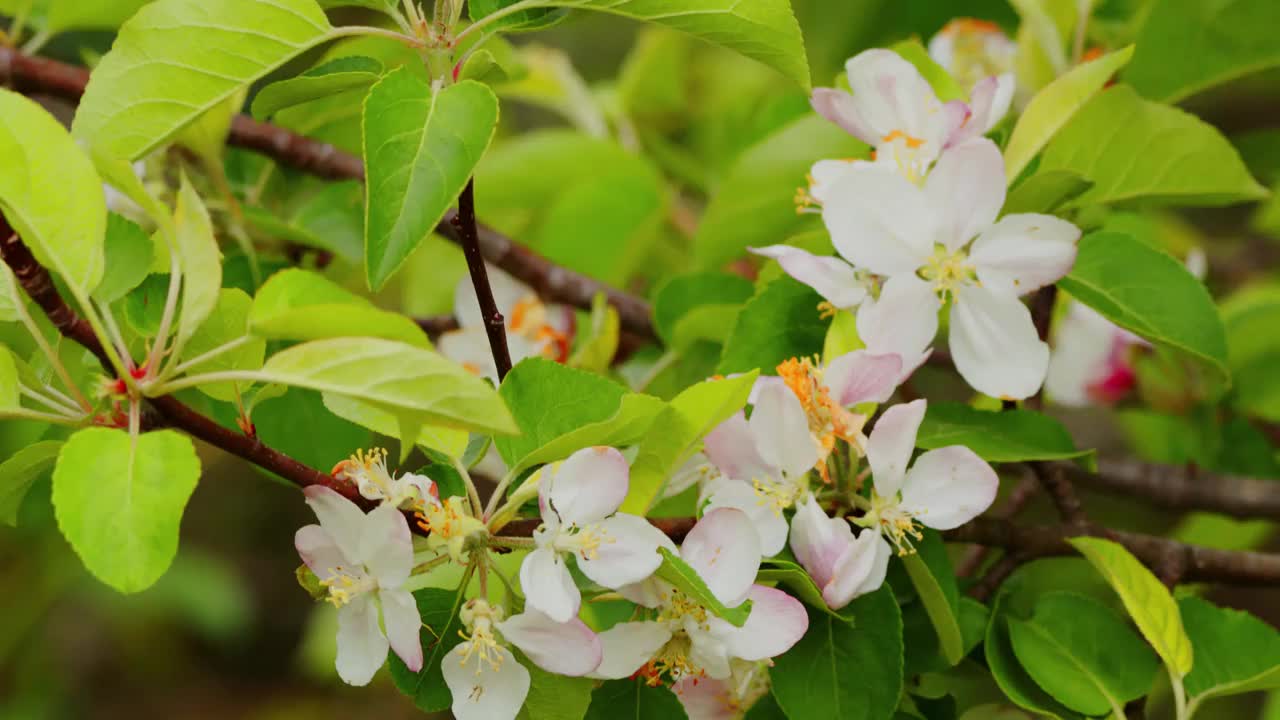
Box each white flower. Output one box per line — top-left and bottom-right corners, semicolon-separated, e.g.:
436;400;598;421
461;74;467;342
859;399;998;556
295;487;422;686
332;447;439;511
439;266;575;383
1045;302;1145;407
442;600;603;720
789;495;890;610
928;18;1017;106
824;139;1081;399
661;450;722;501
672;660;771;720
520;446;670;622
591;509;808;683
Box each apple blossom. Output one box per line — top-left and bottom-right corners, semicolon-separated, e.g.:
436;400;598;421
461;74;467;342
789;495;890;610
331;447;439;511
520;446;671;622
1045;302;1146;407
822;138;1082;399
417;494;488;564
592;509;808;683
928;18;1017;117
438;266;575;382
294;486;423;686
673;660;771;720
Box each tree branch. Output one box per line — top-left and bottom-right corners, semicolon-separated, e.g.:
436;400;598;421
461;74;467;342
454;179;513;380
1051;458;1280;521
0;46;658;343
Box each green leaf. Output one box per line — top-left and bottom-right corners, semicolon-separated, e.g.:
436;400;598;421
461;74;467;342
621;372;756;514
52;428;201;593
469;0;569;32
363;71;499;290
1003;170;1094;215
251;338;517;435
1008;591;1160;716
583;678;688;720
1221;283;1280;421
0;89;106;301
181;289;266;402
252;388;370;473
389;586;468;712
494;358;665;475
249;269;431;347
655;547;751;627
251;56;383;120
695;115;868;269
717;276;828;375
1181;596;1280;708
1003;46;1134;183
757;554;854;622
653;272;755;347
72;0;335;160
1039;85;1267;207
0;440;62;526
1067;537;1193;677
0;346;19;410
915;403;1090;463
46;0;152;34
517;650;594;720
567;293;620;374
1124;0;1280;102
903;531;964;666
322;393;469;458
478;0;810;91
1058;231;1230;381
93;214;154;304
771;585;903;720
173;176;222;354
986;589;1089;720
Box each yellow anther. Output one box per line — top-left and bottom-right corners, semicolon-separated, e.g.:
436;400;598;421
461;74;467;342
920;245;976;298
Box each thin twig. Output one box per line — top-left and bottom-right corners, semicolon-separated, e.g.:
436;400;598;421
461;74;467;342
454;179;512;381
957;473;1039;577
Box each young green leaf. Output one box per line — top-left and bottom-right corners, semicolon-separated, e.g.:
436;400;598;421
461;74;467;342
517;649;595;720
0;346;19;410
567;293;620;374
583;677;688;720
45;0;152;35
72;0;336;160
52;428;201;593
1221;282;1280;422
915;403;1091;463
180;289;266;402
653;272;755;347
717;276;829;375
655;547;751;627
890;39;967;102
94;214;154;304
986;590;1090;720
757;553;855;622
0;90;106;301
1059;231;1230;381
251;56;383;120
902;531;964;667
389;587;469;712
321;393;469;458
248;268;431;347
1003;46;1134;183
0;440;62;526
363;71;499;290
173;176;223;354
1003;170;1094;215
1181;596;1280;712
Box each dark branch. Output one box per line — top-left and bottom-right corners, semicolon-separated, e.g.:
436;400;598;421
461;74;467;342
1052;458;1280;521
1031;461;1089;527
454;179;513;381
416;314;461;339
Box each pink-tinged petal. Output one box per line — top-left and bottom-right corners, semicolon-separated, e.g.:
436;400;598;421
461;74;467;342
965;73;1016;140
1046;303;1117;407
546;446;630;526
924;139;1005;251
867;399;927;498
380;588;423;672
704;481;790;557
578;513;669;588
673;677;738;720
970;214;1081;296
845;49;941;141
519;546;581;623
443;644;530;720
295;524;349;580
722;585;809;661
497;610;603;677
751;381;819;478
789;496;855;588
811;88;878;144
824;350;903;406
900;446;999;530
704;412;773;483
940;99;973;148
303;486;366;560
826;532;892;608
588;621;673;679
823;166;936;276
856;274;940;369
358;502;414;588
334;595;388;686
437;328;496;380
680;509;761;608
749;245;866;310
949;285;1050;400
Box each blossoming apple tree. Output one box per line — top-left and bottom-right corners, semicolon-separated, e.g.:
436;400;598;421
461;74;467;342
2;1;1280;719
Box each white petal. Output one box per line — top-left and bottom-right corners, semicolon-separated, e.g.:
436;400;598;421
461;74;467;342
900;446;999;530
1045;303;1117;407
824;350;903;406
588;621;673;679
704;412;774;483
749;245;867;309
721;584;809;661
497;610;602;677
808;159;863;206
443;644;530;720
680;508;761;608
751;381;819;478
924;139;1005;251
970;214;1081;296
846;533;893;600
616;576;670;609
845;49;942;143
295;524;349;581
303;486;366;560
704;481;790;557
822;165;935;277
454;265;530;329
927;27;956;71
437;328;498;381
856;274;940;366
866;398;926;498
810;88;878;144
686;620;733;679
334;595;388;686
673;677;738;720
789;496;855;588
949;285;1050;400
380;588;423;672
821;528;885;609
358;502;414;589
968;73;1015;136
546;446;630;526
519;546;581;623
578;513;668;588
